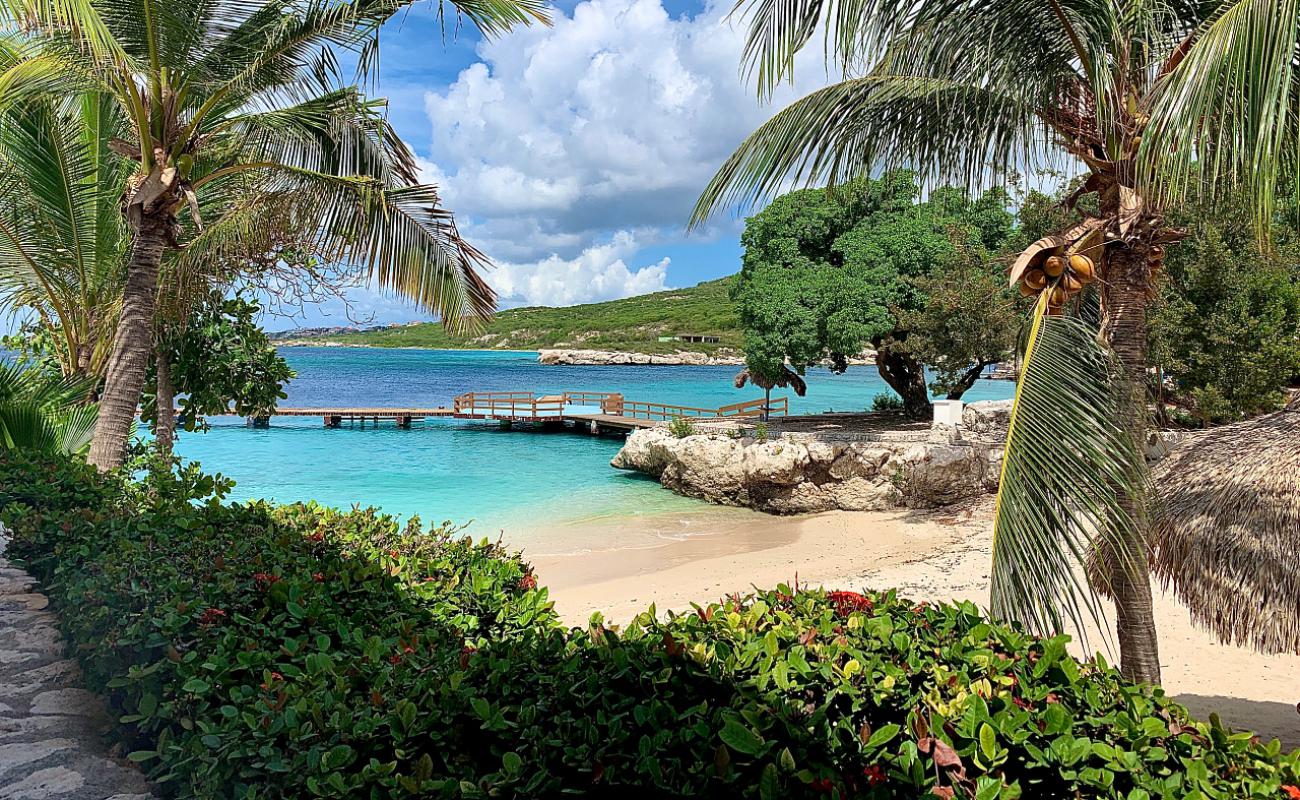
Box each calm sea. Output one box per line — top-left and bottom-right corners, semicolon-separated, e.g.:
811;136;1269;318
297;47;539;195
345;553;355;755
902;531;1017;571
174;347;1015;547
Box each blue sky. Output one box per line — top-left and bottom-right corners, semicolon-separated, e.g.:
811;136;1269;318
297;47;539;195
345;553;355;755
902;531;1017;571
282;0;832;328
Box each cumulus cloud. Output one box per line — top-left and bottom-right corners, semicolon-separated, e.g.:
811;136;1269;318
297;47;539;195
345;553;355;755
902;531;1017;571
487;230;670;307
421;0;827;274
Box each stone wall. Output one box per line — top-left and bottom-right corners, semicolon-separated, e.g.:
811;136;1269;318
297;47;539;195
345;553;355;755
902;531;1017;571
611;403;1012;514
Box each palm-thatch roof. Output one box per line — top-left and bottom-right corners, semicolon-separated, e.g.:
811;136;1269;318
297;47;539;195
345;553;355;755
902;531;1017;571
1150;401;1300;654
734;366;807;396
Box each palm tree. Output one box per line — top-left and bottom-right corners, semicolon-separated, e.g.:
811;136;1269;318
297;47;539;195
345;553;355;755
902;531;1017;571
693;0;1298;684
0;0;547;471
0;362;98;455
0;91;130;381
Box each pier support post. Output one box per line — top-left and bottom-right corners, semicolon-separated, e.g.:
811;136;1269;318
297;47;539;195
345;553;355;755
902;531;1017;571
324;415;342;428
589;420;600;435
397;415;412;429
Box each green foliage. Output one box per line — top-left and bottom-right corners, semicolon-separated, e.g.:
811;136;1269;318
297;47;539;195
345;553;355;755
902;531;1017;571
1149;211;1300;424
141;292;294;433
871;392;904;412
733;173;1018;411
991;298;1148;641
327;278;741;354
668;416;698;438
3;454;1298;798
896;241;1020;398
0;363;97;454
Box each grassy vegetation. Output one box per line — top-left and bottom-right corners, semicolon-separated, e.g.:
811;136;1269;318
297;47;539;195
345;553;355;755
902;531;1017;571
329;278;741;353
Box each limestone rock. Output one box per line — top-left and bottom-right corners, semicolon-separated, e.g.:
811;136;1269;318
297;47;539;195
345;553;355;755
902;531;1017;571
962;400;1014;439
613;426;999;514
538;349;743;366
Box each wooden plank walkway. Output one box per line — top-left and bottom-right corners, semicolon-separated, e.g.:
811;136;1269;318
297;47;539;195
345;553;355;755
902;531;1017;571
251;391;787;433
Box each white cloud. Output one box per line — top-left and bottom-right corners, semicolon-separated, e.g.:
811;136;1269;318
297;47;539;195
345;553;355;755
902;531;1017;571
421;0;828;272
487;230;670;307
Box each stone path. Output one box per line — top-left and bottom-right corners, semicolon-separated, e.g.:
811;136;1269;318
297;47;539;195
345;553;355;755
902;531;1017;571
0;528;156;800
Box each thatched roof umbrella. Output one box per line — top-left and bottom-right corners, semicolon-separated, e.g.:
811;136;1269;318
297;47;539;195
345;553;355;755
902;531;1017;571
1150;398;1300;654
735;366;807;419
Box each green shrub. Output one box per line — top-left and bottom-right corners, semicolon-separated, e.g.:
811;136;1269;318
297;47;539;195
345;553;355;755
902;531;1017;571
872;392;905;412
2;452;1298;799
668;416;697;438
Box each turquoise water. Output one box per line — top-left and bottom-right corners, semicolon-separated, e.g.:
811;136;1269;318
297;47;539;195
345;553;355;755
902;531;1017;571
175;348;1015;543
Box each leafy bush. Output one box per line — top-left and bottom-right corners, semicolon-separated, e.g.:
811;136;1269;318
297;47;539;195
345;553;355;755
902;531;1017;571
2;453;1298;799
668;416;697;438
871;392;905;412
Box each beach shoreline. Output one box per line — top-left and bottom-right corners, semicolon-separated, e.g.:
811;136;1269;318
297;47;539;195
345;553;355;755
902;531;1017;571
531;499;1300;749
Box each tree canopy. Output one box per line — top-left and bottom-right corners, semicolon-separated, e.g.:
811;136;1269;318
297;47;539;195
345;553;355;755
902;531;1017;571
732;172;1020;417
140;292;295;438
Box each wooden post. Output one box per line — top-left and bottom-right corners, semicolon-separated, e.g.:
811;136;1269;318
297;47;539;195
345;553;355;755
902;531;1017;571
325;415;342;428
398;415;412;429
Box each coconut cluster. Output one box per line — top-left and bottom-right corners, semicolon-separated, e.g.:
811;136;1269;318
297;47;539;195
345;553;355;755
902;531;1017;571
1018;251;1097;309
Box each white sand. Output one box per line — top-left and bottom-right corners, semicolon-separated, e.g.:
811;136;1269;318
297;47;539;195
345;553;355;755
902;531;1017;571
530;499;1300;749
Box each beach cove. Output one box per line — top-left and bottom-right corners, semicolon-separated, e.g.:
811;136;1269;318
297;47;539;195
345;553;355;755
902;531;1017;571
175;346;1015;543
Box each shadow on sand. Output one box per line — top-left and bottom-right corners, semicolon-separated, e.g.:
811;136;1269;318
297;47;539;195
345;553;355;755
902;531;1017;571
1175;693;1300;751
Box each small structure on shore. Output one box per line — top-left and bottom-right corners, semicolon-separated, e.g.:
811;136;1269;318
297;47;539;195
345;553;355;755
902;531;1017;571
1151;400;1300;654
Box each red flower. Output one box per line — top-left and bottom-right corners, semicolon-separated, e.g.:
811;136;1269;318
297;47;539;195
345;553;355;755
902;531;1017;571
1013;696;1033;710
862;764;887;787
1283;787;1300;800
312;572;325;582
389;653;403;665
252;572;280;589
827;590;873;616
518;573;537;591
197;608;226;626
460;644;477;669
387;549;400;559
306;532;325;543
810;777;835;794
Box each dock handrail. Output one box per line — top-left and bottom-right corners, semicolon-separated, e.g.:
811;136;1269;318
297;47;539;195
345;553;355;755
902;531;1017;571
451;390;787;422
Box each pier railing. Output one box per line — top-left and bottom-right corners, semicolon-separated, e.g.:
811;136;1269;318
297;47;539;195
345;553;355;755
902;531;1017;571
451;390;787;423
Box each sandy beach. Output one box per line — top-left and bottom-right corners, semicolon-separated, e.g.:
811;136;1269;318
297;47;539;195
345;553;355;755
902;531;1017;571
531;499;1300;749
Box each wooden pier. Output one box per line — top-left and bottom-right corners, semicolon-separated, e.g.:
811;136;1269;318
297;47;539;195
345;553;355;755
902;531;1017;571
258;391;786;434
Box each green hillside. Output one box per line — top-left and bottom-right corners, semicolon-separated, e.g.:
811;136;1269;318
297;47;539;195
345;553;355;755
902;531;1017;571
329;278;741;353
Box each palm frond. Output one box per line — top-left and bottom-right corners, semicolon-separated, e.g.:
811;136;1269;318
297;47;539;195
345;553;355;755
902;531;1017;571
0;362;98;454
692;74;1044;223
989;294;1149;642
1138;0;1300;235
195;168;494;326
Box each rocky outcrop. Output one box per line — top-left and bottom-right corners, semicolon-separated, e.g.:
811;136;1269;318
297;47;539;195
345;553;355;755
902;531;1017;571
537;348;878;367
537;349;744;366
611;426;1001;514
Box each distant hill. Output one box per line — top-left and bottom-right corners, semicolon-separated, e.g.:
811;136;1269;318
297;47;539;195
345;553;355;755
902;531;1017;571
286;278;742;354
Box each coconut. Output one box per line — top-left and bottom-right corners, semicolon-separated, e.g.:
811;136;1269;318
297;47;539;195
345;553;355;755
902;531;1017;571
1024;268;1048;290
1019;282;1038;297
1048;286;1069;307
1062;273;1084;292
1068;254;1095;282
1044;255;1066;277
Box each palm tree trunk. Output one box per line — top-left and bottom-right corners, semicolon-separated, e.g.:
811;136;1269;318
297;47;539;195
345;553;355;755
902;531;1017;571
154;337;176;458
875;344;932;420
764;386;771;421
87;215;168;471
1101;245;1162;685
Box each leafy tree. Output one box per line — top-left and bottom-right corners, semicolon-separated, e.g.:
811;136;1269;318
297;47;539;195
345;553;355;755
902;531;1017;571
0;0;547;471
896;241;1021;399
733;173;1017;419
1150;215;1300;425
140;292;295;454
694;0;1300;684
